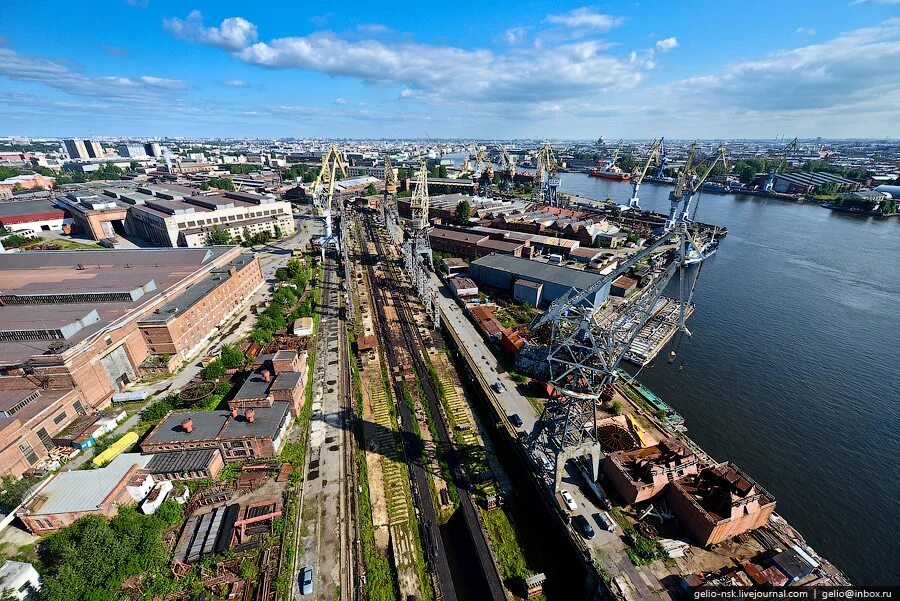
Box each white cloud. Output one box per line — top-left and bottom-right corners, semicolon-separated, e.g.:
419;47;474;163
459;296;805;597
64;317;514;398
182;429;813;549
795;27;816;35
851;0;900;4
334;97;346;104
503;27;528;45
655;37;678;52
0;47;181;102
664;18;900;114
222;79;247;87
164;10;258;50
544;8;624;31
140;75;187;89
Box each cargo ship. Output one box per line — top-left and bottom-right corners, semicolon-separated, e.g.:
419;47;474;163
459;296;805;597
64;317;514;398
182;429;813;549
588;157;631;181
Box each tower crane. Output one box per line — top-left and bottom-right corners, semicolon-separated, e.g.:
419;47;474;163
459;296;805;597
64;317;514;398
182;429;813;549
655;137;668;179
409;160;431;259
533;141;561;207
498;147;516;194
628;138;662;209
666;142;727;229
763;137;799;192
310;144;348;259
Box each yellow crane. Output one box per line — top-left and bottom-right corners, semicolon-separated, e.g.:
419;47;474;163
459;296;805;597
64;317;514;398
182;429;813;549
533;141;560;206
311;144;348;258
498;147;516;193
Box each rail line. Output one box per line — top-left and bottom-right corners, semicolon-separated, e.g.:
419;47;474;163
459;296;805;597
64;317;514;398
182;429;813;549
360;213;506;601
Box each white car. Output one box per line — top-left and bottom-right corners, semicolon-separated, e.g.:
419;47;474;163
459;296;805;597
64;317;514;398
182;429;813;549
560;489;578;511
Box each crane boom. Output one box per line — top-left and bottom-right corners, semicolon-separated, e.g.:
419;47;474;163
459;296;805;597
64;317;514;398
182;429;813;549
628;138;662;209
311;144;348;257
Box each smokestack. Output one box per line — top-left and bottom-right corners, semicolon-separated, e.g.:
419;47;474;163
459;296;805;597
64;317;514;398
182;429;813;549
230;407;238;419
181;418;193;434
245;409;255;423
262;369;271;382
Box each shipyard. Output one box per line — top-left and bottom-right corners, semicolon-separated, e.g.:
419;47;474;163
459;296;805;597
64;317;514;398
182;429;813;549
1;2;899;600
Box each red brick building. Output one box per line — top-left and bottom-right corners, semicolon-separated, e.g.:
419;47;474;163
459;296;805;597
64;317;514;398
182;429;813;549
604;438;699;504
667;462;776;547
0;247;263;479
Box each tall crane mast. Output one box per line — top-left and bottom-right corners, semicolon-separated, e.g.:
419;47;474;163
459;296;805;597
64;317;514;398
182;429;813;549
763;137;799;192
498;147;516;194
666;142;727;228
655;137;668;179
474;148;494;197
311;144;348;258
628;138;662;209
533;141;561;207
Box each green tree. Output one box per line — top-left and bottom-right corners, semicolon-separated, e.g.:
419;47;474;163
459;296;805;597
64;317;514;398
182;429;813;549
732;160;756;184
273;224;283;238
0;166;22;180
454;199;472;225
438;165;448;178
219;344;245;369
207;177;235;191
207;227;232;245
200;182;210;191
201;359;226;380
365;183;377;195
619;154;636;173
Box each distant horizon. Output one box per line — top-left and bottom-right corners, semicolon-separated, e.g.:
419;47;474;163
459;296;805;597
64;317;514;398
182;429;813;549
3;136;898;144
2;1;899;139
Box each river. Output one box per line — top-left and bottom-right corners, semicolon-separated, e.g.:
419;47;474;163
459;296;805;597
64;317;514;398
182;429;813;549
554;172;900;585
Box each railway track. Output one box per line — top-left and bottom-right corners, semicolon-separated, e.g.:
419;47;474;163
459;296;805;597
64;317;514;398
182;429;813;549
360;213;506;601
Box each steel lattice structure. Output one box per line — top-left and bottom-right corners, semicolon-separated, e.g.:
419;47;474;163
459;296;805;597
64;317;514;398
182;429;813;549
311;144;349;258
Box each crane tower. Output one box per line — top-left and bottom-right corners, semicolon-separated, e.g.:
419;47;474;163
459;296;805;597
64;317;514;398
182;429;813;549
533;141;561;207
311;145;348;259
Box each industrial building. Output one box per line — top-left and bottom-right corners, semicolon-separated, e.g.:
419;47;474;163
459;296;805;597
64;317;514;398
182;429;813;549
17;453;155;534
770;171;859;195
0;200;72;236
428;226;527;260
140;402;292;462
102;185;295;247
667;462;776;547
469;254;609;308
0;247;263;479
0;173;56;199
228;351;307;416
603;438;699;504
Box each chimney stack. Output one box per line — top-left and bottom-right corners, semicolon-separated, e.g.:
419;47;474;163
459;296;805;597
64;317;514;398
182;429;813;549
262;369;271;382
230;407;238;419
181;418;193;433
245;408;255;423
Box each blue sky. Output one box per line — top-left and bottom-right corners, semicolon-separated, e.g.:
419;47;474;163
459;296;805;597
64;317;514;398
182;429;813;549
2;0;899;139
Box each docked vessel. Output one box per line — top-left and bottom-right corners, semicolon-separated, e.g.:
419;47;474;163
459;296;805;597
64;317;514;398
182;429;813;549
682;231;720;265
588;157;631;181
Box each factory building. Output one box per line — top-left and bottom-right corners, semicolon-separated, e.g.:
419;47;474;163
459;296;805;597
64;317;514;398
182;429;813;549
228;351;307;416
771;171;859;195
140;402;292;462
667;462;776;547
116;143;148;158
102;185;295;247
470;254;610;308
428;226;527;260
0;200;72;236
17;453;154;534
603;438;699;504
0;247;263;479
56;192;131;240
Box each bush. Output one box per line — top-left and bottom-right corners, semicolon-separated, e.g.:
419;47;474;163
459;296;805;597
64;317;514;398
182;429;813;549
610;400;623;415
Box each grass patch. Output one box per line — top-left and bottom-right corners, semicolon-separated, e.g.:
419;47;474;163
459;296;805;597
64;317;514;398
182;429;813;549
481;508;545;600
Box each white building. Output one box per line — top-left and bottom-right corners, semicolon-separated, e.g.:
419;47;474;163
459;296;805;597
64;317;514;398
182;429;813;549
0;561;41;600
103;184;295;247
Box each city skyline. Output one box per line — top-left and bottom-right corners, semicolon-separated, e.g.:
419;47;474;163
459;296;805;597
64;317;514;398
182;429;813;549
2;0;900;139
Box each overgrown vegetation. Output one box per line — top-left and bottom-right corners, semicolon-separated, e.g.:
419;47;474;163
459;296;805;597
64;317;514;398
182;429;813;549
34;502;183;601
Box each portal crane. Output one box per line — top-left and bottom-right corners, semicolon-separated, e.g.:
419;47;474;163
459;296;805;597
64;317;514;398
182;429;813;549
473;148;494;197
311;144;348;258
628;138;662;209
763;137;799;192
533;141;561;207
498;148;516;194
666;142;727;229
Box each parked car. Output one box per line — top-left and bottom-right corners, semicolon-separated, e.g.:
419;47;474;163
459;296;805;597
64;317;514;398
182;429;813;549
536;453;553;472
492;380;506;393
594;511;616;533
299;566;313;595
508;413;523;428
572;514;595;540
560;489;578;511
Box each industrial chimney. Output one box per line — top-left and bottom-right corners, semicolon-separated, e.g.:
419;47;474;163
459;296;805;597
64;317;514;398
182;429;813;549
262;369;271;382
181;418;193;433
245;409;255;423
230;407;238;419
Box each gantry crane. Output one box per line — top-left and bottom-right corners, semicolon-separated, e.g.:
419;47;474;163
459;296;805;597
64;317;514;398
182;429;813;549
628;138;663;209
533;141;561;206
311;144;348;259
529;143;728;490
498;147;516;194
763;137;799;192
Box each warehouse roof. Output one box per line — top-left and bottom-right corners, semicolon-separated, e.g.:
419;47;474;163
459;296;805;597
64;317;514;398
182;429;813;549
472;254;603;291
429;227;488;245
27;453;151;515
146;449;220;474
0;199;62;218
143;401;291;445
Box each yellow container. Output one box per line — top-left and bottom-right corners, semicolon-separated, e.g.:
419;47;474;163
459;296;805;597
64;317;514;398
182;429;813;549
92;431;139;467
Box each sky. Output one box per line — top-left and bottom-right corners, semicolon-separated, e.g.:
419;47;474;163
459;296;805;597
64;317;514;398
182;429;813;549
1;0;899;139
